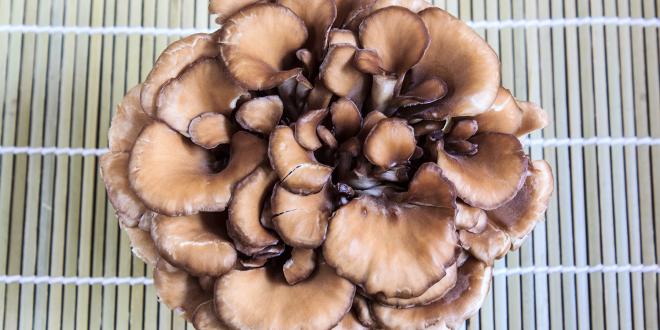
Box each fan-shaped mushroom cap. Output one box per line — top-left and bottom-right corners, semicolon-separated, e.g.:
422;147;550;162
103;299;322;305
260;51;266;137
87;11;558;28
219;3;308;90
455;202;487;231
474;88;549;137
358;6;429;75
227;165;279;255
320;45;367;101
278;0;337;60
487;160;553;240
154;259;210;320
192;300;228;330
188;112;234;149
329;29;358;47
109;85;151;152
209;0;261;23
295;109;329;151
332;311;368;330
364;118;416;168
331;98;362;141
448;119;478;141
268;125;333;194
459;223;510;265
271;183;333;248
157;58;246;136
283;248;316;285
414;8;500;118
100;152;149;227
141;34;219;116
371;258;492;329
359;110;387;139
394;76;447;108
377;263;457;308
235;95;283;134
214;263;355;330
324;194;458;298
129;122;266;216
371;0;432;12
119;222;158;266
436;133;528;210
151;213;237;276
401;163;457;209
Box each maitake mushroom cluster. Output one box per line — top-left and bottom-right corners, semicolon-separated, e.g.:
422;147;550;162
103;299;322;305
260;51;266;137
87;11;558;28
100;0;553;329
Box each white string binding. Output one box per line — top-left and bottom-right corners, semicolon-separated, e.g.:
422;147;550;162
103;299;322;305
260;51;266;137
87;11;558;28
1;264;657;286
0;137;657;156
0;16;658;36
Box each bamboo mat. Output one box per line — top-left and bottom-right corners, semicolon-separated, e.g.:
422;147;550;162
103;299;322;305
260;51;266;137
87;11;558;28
0;0;659;329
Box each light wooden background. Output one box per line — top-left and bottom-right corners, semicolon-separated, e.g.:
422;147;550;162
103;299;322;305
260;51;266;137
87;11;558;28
0;0;659;329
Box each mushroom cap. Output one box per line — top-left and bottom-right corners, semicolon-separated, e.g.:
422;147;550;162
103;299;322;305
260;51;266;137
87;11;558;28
447;119;478;141
414;8;500;118
192;300;228;330
400;162;456;209
151;213;237;276
335;0;376;28
278;0;337;60
371;0;433;13
188;112;234;149
323;195;458;298
119;222;158;266
487;160;554;239
100;152;149;227
320;45;367;101
283;248;317;285
129;122;266;216
376;262;458;308
141;34;219;116
235;95;283;134
331;98;363;141
271;183;333;248
268;125;333;195
209;0;261;23
328;28;358;47
332;310;368;330
214;263;355;330
455;202;487;232
358;6;429;75
459;222;510;265
436;132;528;210
108;84;152;152
227;165;280;255
154;259;210;320
363;118;416;168
219;3;308;90
371;258;492;329
517;101;549;136
474;88;549;137
295;109;330;151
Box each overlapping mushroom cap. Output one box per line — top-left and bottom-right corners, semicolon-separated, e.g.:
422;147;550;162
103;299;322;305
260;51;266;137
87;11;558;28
100;0;553;328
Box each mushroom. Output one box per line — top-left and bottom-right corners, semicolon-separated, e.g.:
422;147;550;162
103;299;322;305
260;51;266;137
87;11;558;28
319;45;368;103
154;259;210;320
332;311;368;330
283;248;317;285
459;223;511;265
100;152;149;228
227;165;279;255
214;263;355;329
278;0;337;62
475;87;549;137
268;125;333;195
317;126;339;149
371;258;492;329
188;112;234;149
371;0;433;13
487;160;554;241
393;76;447;108
271;183;333;248
219;3;308;90
129;122;267;216
436;132;528;210
141;34;220;116
295;109;329;151
363;118;416;168
323;163;458;299
455;202;488;232
108;85;152;152
447;119;478;141
410;8;500;119
157;58;247;136
209;0;262;23
331;98;363;141
119;222;158;266
151;213;237;276
334;0;375;28
192;300;228;330
235;95;283;135
328;28;358;47
376;263;458;308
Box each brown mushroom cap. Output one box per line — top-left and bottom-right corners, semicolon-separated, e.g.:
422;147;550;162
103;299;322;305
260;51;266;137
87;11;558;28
358;6;429;75
363;118;416;168
447;119;478;141
268;125;333;195
119;222;158;266
151;213;237;276
295;109;330;151
371;258;492;329
219;3;308;90
413;8;500;118
100;152;149;227
157;58;246;136
108;85;152;152
400;162;456;209
455;201;487;232
209;0;261;23
487;160;554;240
192;300;228;330
332;310;368;330
436;133;528;210
376;262;458;308
235;95;283;134
188;112;234;149
331;98;363;141
328;28;358;47
475;88;549;137
278;0;337;60
129;122;266;216
141;34;219;116
154;259;210;320
271;183;333;248
459;222;510;265
371;0;433;13
214;263;355;330
283;248;317;285
227;165;280;255
394;76;447;108
320;45;367;101
335;0;375;28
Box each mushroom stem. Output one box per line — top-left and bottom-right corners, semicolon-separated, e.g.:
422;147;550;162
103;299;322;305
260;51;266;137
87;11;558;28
370;75;399;113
